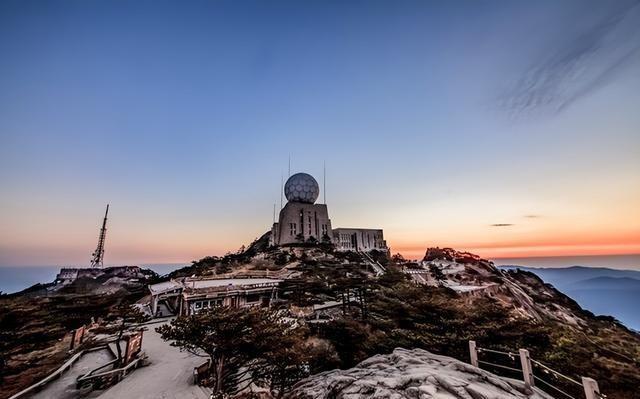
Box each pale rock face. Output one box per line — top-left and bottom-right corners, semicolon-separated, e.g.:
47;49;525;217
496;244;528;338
289;348;554;399
285;173;320;204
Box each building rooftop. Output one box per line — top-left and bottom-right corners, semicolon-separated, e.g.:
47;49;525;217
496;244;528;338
186;278;282;289
333;227;384;232
149;277;283;296
149;280;183;295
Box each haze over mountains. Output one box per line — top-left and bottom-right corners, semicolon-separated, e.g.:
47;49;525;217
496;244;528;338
498;265;640;330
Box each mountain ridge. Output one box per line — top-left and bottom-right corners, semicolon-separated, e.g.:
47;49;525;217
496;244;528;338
497;264;640;331
2;241;640;398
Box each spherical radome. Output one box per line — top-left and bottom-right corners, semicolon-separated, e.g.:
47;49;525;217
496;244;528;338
285;173;319;204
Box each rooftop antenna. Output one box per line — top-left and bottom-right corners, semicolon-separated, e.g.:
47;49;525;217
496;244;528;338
90;204;109;268
273;203;276;224
288;155;291;177
323;160;326;204
280;173;284;210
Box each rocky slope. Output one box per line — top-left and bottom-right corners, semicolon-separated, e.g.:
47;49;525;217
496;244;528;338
290;348;553;399
415;247;594;326
3;240;639;398
387;247;640;398
249;243;639;398
135;242;640;397
0;269;156;398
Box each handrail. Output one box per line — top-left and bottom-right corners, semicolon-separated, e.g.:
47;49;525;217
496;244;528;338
470;340;603;399
358;251;386;276
477;360;521;373
534;375;577;399
531;358;582;387
7;345;108;399
477;347;517;358
76;357;141;385
81;358;119;378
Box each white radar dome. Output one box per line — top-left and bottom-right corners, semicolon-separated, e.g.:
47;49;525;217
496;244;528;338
284;173;319;204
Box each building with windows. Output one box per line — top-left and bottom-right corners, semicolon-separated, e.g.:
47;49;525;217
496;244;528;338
55;266;144;285
270;172;333;246
148;277;282;317
333;228;387;252
270;172;388;253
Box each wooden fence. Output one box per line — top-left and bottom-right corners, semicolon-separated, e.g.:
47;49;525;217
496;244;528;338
469;341;605;399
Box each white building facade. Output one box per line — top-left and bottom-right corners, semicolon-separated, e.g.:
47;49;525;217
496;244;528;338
333;228;387;252
270;172;388;253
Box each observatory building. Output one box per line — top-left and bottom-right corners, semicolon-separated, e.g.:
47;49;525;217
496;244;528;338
271;173;332;246
270;172;388;252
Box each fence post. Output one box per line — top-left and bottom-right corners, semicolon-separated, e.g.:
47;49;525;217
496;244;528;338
582;377;600;399
519;349;535;388
469;341;478;367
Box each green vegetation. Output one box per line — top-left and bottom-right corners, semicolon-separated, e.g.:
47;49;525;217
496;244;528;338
316;271;552;368
156;306;319;398
106;303;150;366
164;244;640;398
0;284;148;398
3;240;638;398
303;266;640;398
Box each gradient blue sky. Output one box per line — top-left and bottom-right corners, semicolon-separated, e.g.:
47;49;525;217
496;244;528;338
1;0;639;266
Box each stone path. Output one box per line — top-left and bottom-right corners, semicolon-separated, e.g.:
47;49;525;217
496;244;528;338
90;321;211;399
30;348;114;399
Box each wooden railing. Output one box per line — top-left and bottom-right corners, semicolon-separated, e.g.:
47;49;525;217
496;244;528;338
76;356;143;389
193;360;211;384
358;251;386;276
7;345;108;399
469;341;604;399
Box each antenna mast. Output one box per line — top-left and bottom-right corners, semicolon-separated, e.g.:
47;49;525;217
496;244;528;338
90;204;109;268
323;161;326;204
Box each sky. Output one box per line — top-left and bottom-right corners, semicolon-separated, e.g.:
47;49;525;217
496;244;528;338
1;0;639;266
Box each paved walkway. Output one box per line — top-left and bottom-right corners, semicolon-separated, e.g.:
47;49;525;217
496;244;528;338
90;321;211;399
30;349;114;399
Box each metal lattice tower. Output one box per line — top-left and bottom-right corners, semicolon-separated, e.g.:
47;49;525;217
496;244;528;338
90;204;109;268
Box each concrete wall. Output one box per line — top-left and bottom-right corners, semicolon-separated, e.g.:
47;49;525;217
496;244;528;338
273;202;332;245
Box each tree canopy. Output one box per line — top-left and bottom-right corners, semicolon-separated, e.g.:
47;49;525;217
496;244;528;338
156;306;311;397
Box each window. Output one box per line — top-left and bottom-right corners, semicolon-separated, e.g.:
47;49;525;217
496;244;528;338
290;223;297;236
246;294;261;303
195;301;202;309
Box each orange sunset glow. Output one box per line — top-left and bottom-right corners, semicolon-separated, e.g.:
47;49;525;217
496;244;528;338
1;0;639;270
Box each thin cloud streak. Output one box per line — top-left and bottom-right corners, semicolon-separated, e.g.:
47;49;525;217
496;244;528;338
501;2;640;118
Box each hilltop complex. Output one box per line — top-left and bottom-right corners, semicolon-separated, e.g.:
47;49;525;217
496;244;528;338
148;172;388;317
270;172;388;252
7;174;637;399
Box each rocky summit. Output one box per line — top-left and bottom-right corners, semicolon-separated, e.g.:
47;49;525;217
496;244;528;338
290;348;553;399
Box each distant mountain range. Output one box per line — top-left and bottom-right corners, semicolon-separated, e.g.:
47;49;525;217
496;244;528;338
498;265;640;330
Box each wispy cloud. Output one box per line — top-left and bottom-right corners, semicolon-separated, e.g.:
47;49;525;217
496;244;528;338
501;2;640;118
491;223;514;227
524;215;540;219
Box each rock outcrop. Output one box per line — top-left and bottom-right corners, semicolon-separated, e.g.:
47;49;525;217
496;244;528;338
289;348;554;399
